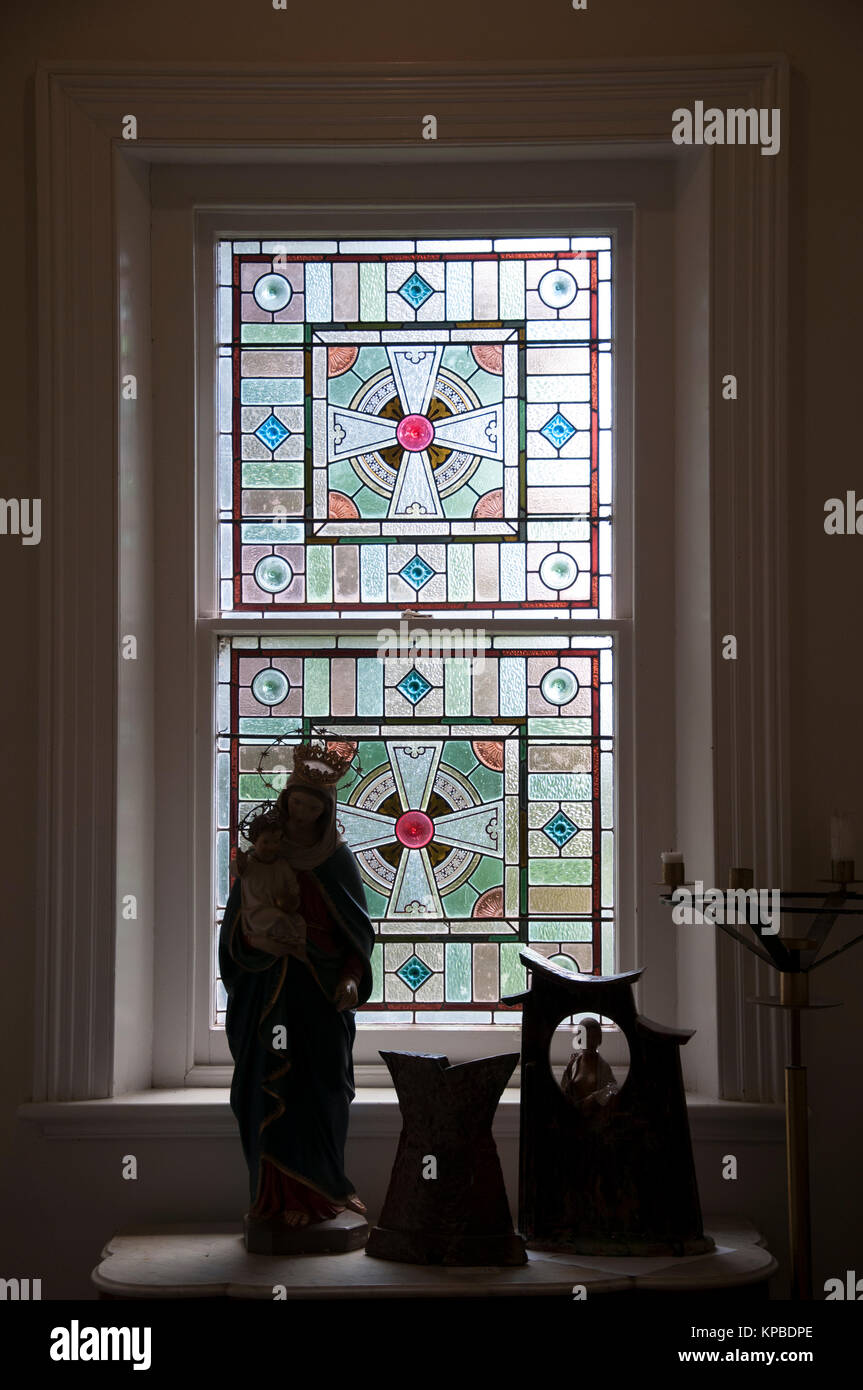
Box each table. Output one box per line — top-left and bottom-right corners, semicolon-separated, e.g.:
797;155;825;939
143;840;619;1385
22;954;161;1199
92;1218;776;1299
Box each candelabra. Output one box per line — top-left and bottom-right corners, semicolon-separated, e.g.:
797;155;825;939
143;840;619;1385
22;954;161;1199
660;855;863;1300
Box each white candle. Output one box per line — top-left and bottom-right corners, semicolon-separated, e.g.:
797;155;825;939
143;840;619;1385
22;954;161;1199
830;814;855;863
661;850;685;886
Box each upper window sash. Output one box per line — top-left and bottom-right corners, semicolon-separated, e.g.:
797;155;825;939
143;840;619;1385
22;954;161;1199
213;235;612;621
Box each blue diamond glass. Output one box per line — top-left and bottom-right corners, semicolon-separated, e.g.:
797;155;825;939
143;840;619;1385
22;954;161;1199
396;954;433;991
540;411;576;449
255;414;290;450
396;669;432;704
398;272;434;309
399;555;435;591
542;810;579;847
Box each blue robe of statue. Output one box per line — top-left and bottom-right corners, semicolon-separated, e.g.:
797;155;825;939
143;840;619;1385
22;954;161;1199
218;841;375;1212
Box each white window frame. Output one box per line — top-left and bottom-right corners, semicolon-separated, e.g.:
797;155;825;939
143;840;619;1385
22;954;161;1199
31;58;791;1114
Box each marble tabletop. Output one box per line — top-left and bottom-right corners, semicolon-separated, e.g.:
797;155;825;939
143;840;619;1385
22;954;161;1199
91;1218;777;1299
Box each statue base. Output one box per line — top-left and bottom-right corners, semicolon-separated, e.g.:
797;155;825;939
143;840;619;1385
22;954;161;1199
365;1224;527;1266
243;1210;369;1256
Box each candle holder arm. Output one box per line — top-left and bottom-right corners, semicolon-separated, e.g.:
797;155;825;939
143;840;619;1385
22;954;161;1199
714;920;777;967
801;896;845;949
808;929;863;972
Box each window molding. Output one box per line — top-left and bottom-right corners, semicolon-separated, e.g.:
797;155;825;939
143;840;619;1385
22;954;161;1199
34;57;790;1103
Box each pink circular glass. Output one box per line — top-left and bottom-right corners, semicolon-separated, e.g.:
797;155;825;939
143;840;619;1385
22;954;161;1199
396;414;435;452
395;809;435;848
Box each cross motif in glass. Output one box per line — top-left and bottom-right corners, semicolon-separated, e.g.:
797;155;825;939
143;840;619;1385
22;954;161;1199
328;344;505;520
339;741;504;920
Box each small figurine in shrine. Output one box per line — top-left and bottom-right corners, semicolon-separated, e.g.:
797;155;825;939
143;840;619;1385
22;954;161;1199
561;1016;619;1114
235;811;307;957
507;951;713;1254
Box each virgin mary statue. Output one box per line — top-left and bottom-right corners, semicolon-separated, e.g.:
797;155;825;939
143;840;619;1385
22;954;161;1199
218;743;375;1239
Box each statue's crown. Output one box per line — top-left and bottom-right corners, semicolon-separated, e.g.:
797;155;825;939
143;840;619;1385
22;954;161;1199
290;739;356;787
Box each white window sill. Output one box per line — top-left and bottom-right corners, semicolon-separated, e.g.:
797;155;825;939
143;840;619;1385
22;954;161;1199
19;1090;786;1143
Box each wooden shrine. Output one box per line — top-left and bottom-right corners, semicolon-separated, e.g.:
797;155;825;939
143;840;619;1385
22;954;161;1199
504;949;714;1256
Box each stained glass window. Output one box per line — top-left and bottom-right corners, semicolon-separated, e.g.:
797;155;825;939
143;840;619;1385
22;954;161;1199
212;236;614;1027
216;238;612;619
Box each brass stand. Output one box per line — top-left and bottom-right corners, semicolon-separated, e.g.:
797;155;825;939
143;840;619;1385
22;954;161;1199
757;950;823;1301
785;1065;811;1301
662;878;863;1301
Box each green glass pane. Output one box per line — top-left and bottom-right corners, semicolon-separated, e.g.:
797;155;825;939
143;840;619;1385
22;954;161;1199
442;344;475;376
364;887;389;918
528;773;592;800
242;462;303;488
360;545;387;603
328;459;362;494
445;943;471;1001
467;762;504;800
528;858;592;885
238;717;301;735
468;856;504;892
601;750;613;827
500;943;527;996
443;738;479;773
302;657;330;713
351;486;390;518
441;457;501;518
356;660;383;716
529;718;592;736
369;944;384;1003
355;346;388;376
444;660;471;715
216;832;229;906
447;545;473;601
241;378;304;406
602;829;614;908
529;919;593;942
241;324;303;344
470;368;504;407
327;372;361;406
549;952;578;972
238;773;273;800
357;739;388;766
305;263;331;319
217;752;230;824
601;920;614;974
432;883;471;919
499;260;525;318
499;658;526;717
360;262;386;321
241;522;304;544
306;548;332;603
